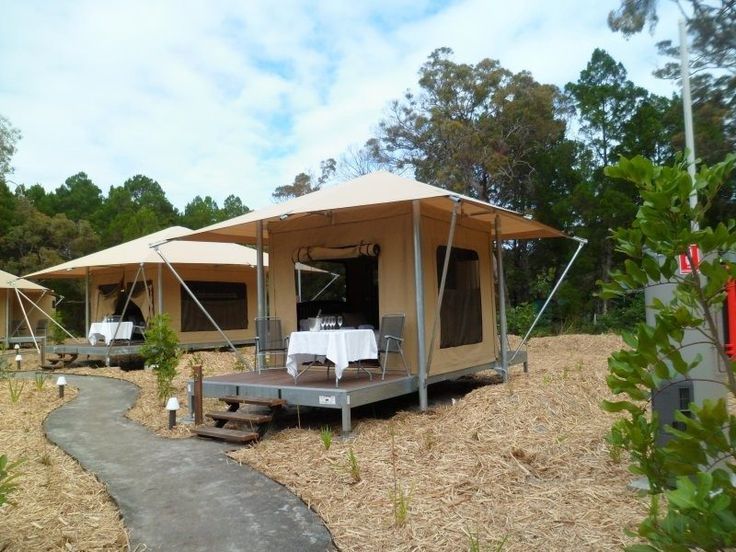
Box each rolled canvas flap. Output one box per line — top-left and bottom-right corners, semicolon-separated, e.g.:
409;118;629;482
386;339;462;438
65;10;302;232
293;243;380;262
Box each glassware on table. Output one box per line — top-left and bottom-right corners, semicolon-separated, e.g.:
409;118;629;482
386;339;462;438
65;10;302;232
329;316;335;330
337;315;343;329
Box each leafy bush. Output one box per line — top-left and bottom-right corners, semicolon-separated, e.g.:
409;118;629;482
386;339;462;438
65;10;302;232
0;454;22;507
140;314;180;403
505;303;535;336
600;154;736;550
594;293;645;333
49;310;67;344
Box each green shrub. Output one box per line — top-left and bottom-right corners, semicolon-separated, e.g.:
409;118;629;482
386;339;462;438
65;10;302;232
0;454;22;507
8;378;25;404
49;311;67;344
319;426;333;450
594;293;645;333
140;314;180;403
505;302;538;336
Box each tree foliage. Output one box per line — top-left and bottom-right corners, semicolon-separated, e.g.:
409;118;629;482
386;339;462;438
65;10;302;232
609;1;735;139
0;115;20;183
370;47;567;211
600;153;736;549
272;158;336;201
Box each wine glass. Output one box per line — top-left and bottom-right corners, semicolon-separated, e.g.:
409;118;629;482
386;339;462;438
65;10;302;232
330;316;336;330
337;315;343;329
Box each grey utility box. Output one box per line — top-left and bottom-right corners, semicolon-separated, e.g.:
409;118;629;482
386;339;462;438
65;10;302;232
645;252;727;445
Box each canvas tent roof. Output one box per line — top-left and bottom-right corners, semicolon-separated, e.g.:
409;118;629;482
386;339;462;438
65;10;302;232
177;171;568;244
24;226;273;280
0;269;47;291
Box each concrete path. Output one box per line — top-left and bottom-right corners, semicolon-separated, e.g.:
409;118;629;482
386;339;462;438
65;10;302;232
43;375;334;552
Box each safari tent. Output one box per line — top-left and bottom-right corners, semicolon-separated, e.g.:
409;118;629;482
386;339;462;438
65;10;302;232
1;269;55;349
177;171;582;429
25;226;268;347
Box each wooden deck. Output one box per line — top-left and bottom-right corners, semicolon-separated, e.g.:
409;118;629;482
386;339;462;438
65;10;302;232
195;350;527;433
44;338;255;366
194;367;418;433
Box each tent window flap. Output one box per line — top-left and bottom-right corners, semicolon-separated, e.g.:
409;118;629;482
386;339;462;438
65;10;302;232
181;281;247;332
436;246;482;348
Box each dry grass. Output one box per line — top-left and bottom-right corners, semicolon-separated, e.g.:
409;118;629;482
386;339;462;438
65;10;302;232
229;334;647;551
0;376;127;551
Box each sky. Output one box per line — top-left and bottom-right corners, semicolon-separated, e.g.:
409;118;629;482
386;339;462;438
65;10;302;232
0;0;682;211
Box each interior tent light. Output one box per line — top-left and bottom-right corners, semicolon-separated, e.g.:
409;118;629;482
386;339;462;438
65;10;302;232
166;397;180;429
56;376;67;399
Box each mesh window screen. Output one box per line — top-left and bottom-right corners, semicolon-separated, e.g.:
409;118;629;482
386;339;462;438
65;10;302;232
436;247;482;348
181;281;247;332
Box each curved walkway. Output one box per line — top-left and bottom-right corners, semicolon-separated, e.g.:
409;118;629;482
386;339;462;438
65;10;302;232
43;375;334;552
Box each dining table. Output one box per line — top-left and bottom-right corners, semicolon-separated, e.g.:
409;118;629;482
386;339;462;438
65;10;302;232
286;328;378;385
88;321;134;345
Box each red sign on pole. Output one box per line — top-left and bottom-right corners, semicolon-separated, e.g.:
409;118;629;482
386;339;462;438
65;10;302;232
678;244;700;274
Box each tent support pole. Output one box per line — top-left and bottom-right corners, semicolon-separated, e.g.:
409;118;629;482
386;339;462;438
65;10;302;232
157;264;163;315
85;267;90;336
256;221;266;318
412;201;428;411
4;289;9;348
426;197;461;375
14;288;39;353
153;247;248;367
256;221;266;372
510;237;587;362
105;265;143;363
141;266;152;322
297;266;302;302
495;216;509;381
310;272;340;301
15;288;76;341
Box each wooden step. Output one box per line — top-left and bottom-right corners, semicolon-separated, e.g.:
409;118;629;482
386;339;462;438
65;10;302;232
219;395;287;408
193;426;259;443
206;411;273;425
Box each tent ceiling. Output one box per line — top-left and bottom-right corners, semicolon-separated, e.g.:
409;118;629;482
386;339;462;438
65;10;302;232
177;171;568;245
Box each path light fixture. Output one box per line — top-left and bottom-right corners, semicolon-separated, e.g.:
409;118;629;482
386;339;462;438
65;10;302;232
14;344;20;350
14;351;22;370
56;376;67;399
166;397;180;429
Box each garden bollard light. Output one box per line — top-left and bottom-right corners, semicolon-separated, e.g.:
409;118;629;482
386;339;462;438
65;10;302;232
166;397;180;429
15;352;22;370
56;376;67;399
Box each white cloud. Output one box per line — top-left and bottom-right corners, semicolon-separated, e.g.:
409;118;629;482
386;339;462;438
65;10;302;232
0;0;682;212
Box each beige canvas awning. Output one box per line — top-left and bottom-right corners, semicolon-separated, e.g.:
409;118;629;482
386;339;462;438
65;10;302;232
0;269;48;291
24;226;273;280
176;171;568;244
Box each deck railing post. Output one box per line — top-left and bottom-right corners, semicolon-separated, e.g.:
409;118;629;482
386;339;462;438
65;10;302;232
193;364;203;425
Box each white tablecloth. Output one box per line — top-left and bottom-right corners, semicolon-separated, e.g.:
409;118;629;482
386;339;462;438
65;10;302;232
286;329;378;381
88;321;134;344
